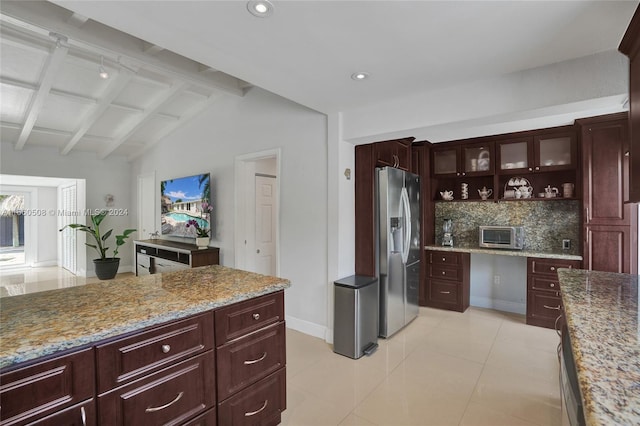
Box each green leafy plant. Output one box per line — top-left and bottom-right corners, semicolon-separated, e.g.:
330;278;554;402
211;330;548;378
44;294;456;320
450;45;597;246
60;210;136;259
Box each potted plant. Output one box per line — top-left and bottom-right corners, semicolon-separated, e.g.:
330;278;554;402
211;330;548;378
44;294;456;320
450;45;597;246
186;201;213;249
60;210;136;280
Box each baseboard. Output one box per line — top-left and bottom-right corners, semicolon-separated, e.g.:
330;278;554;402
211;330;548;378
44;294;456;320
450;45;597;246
31;260;58;267
285;315;327;340
470;296;526;315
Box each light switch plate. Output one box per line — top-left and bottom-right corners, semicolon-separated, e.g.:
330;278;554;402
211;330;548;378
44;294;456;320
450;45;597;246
562;239;571;250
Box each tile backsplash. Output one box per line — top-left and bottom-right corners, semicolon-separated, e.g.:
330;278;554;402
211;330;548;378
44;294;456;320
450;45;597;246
434;200;580;254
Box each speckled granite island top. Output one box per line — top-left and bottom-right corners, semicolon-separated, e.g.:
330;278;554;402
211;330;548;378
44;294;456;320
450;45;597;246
425;244;582;260
0;265;290;369
558;269;640;426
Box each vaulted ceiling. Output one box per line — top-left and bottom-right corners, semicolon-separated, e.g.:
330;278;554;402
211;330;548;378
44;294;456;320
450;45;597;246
0;1;251;161
1;1;638;161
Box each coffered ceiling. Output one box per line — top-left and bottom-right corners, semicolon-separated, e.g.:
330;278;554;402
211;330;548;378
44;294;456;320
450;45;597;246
1;1;638;161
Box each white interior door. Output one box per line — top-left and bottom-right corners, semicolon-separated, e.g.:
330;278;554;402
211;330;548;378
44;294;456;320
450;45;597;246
254;175;277;275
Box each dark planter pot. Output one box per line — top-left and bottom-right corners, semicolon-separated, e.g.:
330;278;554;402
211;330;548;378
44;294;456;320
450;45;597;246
93;258;120;280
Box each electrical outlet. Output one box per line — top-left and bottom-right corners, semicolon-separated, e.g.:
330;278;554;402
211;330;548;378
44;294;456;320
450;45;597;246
494;275;500;285
562;239;571;250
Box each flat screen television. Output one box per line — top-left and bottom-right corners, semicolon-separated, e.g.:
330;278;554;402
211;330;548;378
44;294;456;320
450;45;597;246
160;173;211;238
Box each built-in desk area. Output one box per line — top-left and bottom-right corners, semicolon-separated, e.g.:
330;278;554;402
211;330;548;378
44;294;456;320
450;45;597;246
134;239;220;275
424;245;582;328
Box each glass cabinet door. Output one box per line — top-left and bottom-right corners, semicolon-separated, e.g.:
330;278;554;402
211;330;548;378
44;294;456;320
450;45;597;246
463;145;492;174
498;140;530;172
433;149;457;175
536;134;574;169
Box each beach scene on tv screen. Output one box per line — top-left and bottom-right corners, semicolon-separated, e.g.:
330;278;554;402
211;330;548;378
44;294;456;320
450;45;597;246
160;173;211;238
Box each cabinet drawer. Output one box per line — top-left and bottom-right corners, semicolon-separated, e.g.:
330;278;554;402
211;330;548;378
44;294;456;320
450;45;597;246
429;251;461;266
98;351;215;426
217;322;286;401
215;291;284;345
528;258;581;276
24;398;96;426
527;291;563;328
136;245;157;256
0;348;94;426
428;265;461;282
136;253;152;276
218;368;286;426
428;280;458;305
96;312;214;393
529;275;561;292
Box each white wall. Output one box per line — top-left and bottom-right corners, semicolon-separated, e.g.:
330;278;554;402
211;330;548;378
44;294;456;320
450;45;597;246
131;87;329;336
0;145;134;273
342;50;629;144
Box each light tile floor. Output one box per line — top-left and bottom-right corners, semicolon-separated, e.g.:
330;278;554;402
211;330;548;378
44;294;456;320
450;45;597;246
284;307;562;426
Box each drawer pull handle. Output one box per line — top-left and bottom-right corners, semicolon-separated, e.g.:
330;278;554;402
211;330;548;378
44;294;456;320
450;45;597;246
161;344;171;353
549;283;555;288
440;291;451;294
244;352;268;365
81;406;87;426
245;400;268;417
550;266;556;271
543;305;561;311
253;313;260;320
145;391;184;413
441;271;446;275
442;257;446;261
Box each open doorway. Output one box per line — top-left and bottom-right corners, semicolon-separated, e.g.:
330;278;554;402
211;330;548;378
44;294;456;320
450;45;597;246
0;194;26;267
234;149;281;276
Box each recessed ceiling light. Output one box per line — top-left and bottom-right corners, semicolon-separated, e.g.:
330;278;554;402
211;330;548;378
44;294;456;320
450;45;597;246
247;0;274;17
351;72;370;81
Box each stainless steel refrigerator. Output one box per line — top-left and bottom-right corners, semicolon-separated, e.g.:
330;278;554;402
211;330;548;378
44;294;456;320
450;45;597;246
376;166;421;338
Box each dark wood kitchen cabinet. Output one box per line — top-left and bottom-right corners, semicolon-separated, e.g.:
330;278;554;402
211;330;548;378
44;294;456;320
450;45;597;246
424;250;470;312
432;141;494;178
0;348;95;426
373;137;413;171
496;129;577;174
1;290;287;426
215;291;286;426
355;138;415;276
619;4;640;203
578;113;638;274
527;257;581;329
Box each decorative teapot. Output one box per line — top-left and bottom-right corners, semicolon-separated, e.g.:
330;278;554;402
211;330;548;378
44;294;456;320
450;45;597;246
544;185;559;198
519;185;533;198
440;190;454;200
478;187;493;200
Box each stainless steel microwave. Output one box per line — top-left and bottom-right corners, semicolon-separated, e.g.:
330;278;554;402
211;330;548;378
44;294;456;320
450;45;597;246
479;226;525;250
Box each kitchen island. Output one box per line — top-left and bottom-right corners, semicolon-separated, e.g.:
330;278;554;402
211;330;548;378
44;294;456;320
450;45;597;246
558;268;639;426
0;265;290;425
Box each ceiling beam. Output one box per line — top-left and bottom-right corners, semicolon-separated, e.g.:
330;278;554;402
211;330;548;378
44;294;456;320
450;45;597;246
98;81;188;159
15;38;68;150
66;12;88;28
2;120;111;143
61;71;134;155
128;93;221;162
1;1;244;97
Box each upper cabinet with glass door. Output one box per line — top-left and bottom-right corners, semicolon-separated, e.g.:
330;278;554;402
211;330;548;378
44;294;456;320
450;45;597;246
497;130;576;174
432;142;494;177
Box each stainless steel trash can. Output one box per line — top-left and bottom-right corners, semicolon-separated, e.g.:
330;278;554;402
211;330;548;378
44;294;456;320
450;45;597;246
333;275;379;359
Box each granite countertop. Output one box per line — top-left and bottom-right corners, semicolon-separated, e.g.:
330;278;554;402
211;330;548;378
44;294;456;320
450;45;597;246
425;244;582;261
558;268;640;425
0;265;291;369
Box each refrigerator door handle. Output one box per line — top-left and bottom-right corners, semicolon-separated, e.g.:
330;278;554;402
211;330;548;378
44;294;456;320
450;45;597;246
401;186;411;264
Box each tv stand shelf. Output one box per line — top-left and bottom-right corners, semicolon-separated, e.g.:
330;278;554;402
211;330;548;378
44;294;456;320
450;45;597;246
134;239;219;275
